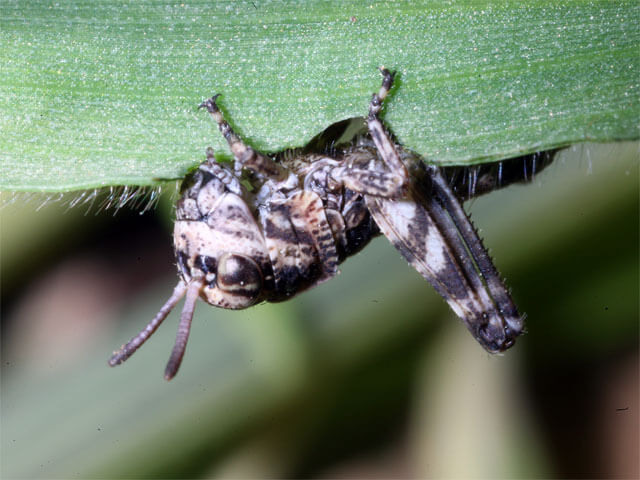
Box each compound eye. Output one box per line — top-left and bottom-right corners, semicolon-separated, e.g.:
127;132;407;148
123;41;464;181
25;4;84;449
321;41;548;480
216;253;263;300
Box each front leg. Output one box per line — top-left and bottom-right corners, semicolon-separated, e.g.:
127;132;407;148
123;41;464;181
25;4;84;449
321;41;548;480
199;95;287;180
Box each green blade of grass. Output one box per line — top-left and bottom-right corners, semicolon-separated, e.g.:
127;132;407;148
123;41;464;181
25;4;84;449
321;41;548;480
1;1;638;192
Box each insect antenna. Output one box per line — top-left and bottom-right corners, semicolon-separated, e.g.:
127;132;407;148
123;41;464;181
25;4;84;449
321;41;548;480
108;280;188;367
164;278;204;380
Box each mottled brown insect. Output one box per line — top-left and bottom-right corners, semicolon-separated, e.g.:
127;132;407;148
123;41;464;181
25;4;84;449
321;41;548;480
109;69;526;380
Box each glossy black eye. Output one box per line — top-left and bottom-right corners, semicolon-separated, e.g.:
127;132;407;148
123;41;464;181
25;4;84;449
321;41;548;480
216;253;263;299
195;255;217;274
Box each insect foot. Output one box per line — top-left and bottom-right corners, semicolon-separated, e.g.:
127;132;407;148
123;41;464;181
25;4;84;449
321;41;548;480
109;67;524;380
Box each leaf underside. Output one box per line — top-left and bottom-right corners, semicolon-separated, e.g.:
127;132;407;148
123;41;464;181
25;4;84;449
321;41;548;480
1;0;638;192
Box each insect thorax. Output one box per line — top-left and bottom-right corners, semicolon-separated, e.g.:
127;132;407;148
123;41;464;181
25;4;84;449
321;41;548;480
173;143;389;308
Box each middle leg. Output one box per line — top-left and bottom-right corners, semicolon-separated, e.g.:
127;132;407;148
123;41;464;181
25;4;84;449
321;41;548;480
366;68;409;184
329;68;409;198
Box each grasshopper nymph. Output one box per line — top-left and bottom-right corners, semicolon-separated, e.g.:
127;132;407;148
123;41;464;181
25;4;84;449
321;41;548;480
109;68;524;380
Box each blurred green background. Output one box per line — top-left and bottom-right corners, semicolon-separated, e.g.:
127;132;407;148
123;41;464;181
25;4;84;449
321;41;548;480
1;142;638;478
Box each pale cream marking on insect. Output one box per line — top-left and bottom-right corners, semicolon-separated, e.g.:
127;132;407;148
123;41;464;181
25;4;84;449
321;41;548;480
423;224;449;273
384;200;417;239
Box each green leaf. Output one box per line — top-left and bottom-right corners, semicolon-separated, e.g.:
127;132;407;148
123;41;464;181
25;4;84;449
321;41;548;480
1;0;638;192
